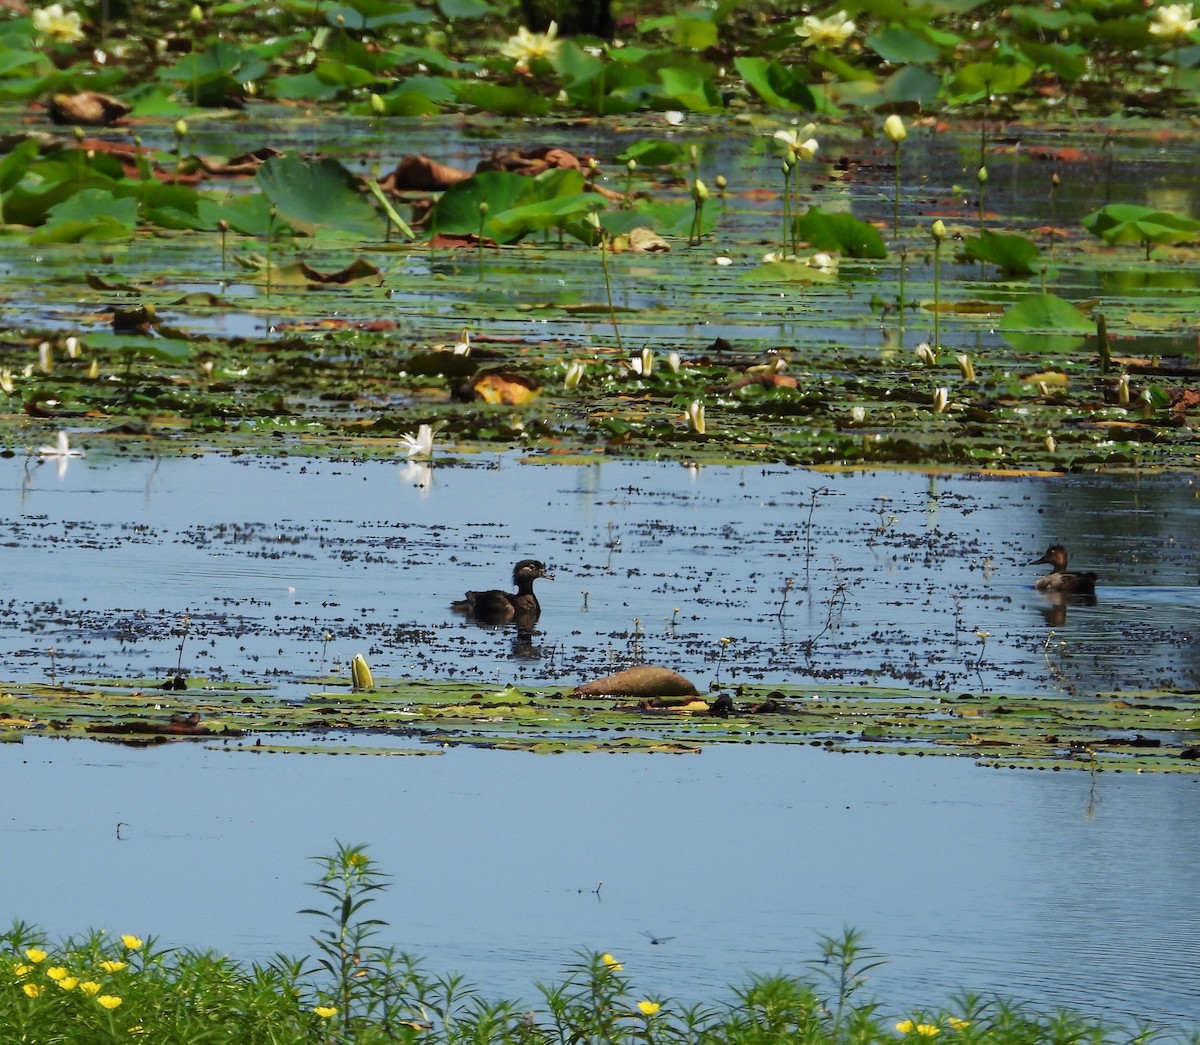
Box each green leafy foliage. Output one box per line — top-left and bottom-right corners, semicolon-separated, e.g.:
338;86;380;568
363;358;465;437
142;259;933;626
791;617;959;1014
796;208;888;259
961;229;1042;275
999;293;1094;353
256;153;382;239
1082;204;1200;249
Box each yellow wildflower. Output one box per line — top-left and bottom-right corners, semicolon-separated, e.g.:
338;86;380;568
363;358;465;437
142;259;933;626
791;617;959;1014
120;935;143;950
601;953;622;971
47;966;68;981
99;960;127;973
795;10;856;47
314;1005;338;1018
23;983;43;997
58;976;79;990
80;981;102;995
97;994;123;1009
637;1000;661;1017
947;1018;970;1031
13;963;32;976
31;3;85;43
24;947;48;964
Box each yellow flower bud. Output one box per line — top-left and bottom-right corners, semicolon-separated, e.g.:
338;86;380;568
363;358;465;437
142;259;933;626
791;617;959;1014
931;219;947;242
883;114;906;143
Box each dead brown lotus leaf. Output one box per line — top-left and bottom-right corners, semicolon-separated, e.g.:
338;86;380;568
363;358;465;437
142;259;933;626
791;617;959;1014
573;666;700;699
612;227;670;253
388;154;473;191
46;91;132;127
467;372;540;405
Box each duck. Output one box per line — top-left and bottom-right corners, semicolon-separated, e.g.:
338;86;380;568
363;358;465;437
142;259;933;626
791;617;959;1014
1028;545;1097;595
451;559;552;623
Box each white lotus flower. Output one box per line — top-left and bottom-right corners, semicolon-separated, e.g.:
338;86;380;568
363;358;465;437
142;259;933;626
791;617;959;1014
915;342;936;366
32;3;84;43
499;21;561;72
686;400;706;435
629;347;654;376
564;360;586;390
1150;2;1199;39
773;125;819;164
399;423;434;459
932;388;950;414
795;10;856;47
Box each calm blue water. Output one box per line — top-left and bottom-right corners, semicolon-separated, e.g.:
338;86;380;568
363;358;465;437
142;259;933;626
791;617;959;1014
0;453;1198;1031
2;735;1198;1029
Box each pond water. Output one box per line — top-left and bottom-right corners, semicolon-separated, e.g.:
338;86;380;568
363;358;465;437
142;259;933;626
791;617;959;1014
0;452;1199;1030
1;451;1196;697
3;734;1199;1030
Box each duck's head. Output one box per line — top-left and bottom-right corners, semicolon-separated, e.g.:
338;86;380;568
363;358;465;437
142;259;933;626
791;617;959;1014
1029;544;1069;572
513;559;553;584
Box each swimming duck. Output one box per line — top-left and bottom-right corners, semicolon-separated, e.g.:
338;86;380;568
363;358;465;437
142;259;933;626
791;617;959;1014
1028;545;1097;595
451;559;552;623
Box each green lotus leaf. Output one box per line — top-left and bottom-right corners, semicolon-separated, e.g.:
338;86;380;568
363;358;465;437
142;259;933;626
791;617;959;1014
866;25;944;63
796;207;887;259
949;60;1034;99
616;139;690;167
733;57;817;110
961;230;1042;276
256;152;381;239
454;81;553;116
1082;204;1200;247
84;333;195;362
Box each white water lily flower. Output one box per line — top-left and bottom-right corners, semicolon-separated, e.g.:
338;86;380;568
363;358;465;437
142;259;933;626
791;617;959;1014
932;388;950;414
0;369;14;395
564;360;586;390
32;3;85;43
795;10;856;47
686;400;706;435
663;110;686;127
1150;2;1199;39
956;353;976;382
772;125;819;165
851;406;866;424
915;342;936;366
452;329;471;356
629;347;654;376
666;351;682;373
38;430;84;479
499;21;561;71
399;423;434;459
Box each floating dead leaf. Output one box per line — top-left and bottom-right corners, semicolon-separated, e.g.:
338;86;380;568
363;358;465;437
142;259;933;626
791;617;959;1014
388;154;472;191
478;145;585;177
87;274;140;293
1022;370;1068;386
298;259;383;285
428;232;500;250
465;371;540;405
197;147;284;177
723;373;799;391
574;666;699;699
612;227;670;253
46;91;132;127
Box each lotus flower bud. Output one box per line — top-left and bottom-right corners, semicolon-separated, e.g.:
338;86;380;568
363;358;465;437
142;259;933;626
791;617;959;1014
351;653;374;691
931;219;947;243
883;114;906;143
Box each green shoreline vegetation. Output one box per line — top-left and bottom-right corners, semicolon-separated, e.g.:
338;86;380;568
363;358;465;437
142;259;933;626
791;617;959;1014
2;844;1191;1044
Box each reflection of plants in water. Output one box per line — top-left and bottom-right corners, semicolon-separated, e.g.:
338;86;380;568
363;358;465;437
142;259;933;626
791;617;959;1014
805;557;849;659
973;629;990;690
776;576;796;621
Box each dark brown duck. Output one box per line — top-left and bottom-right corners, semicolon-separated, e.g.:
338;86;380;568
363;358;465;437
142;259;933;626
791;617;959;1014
452;559;553;623
1028;545;1097;595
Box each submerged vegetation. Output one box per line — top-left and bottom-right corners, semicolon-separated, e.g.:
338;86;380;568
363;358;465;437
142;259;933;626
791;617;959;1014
1;844;1191;1043
0;0;1196;470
